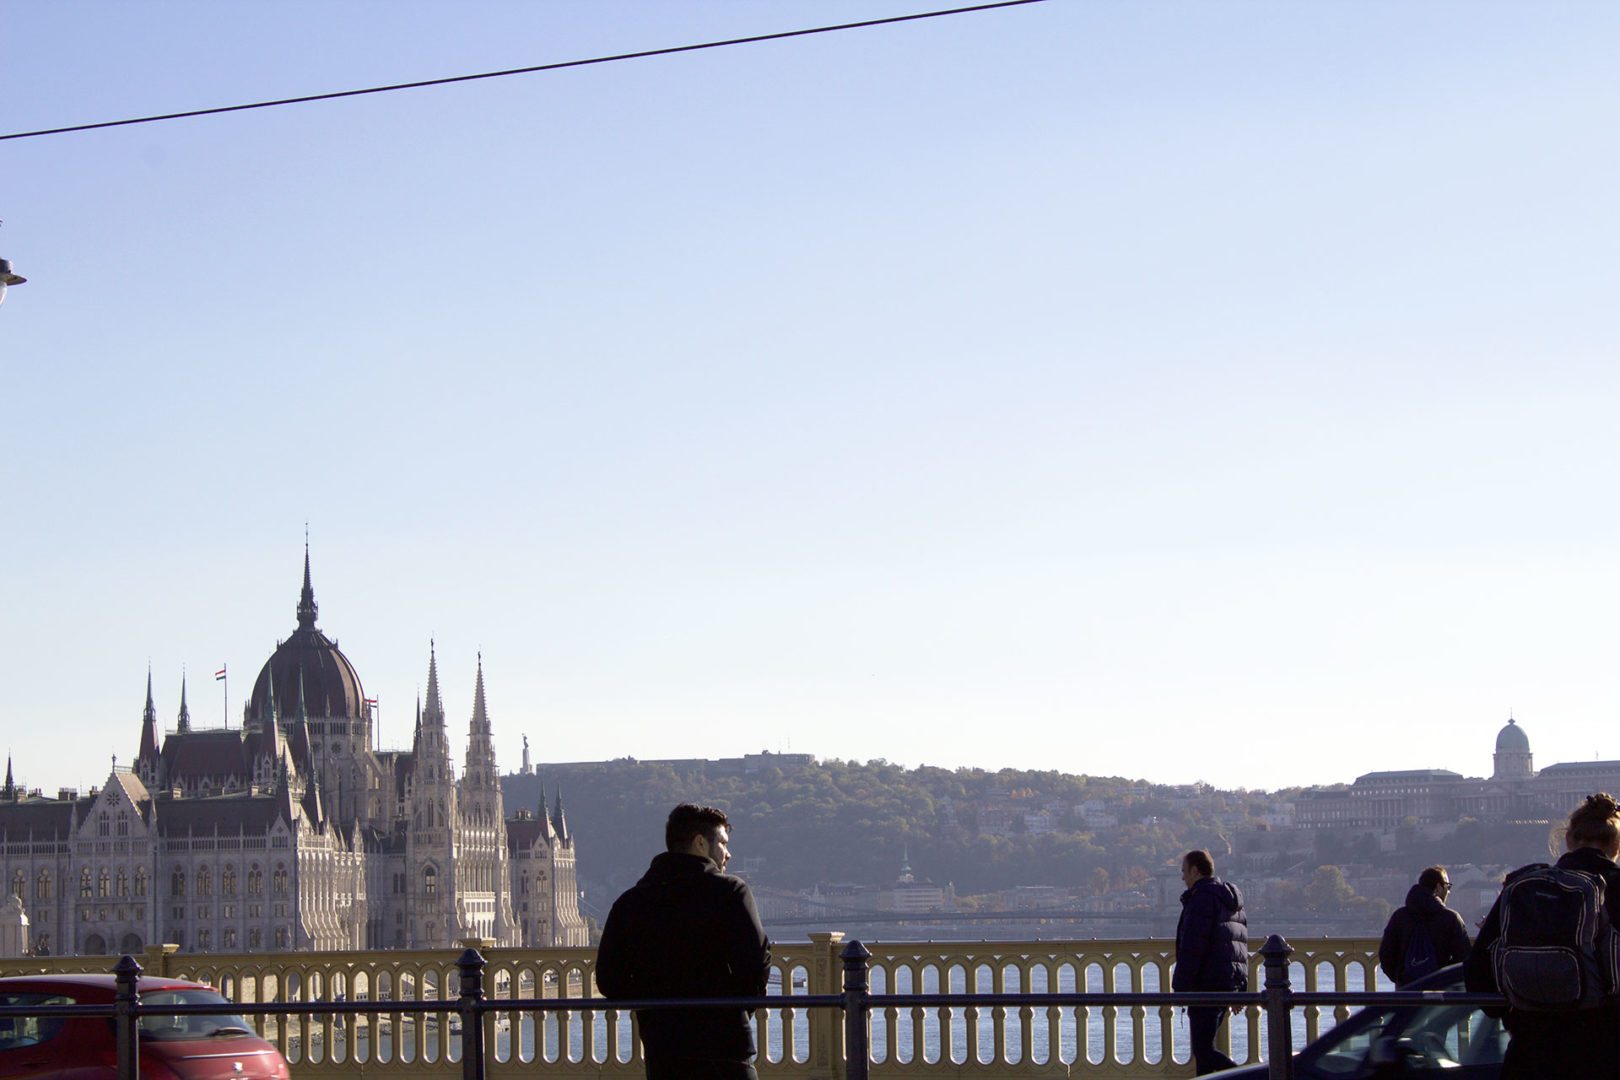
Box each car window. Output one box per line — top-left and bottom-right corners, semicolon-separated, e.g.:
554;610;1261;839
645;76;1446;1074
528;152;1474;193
1302;1009;1389;1075
1399;1002;1507;1068
140;990;255;1040
0;993;73;1049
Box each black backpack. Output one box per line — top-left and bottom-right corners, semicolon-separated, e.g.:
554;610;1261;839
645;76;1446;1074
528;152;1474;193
1490;863;1620;1011
1401;918;1441;984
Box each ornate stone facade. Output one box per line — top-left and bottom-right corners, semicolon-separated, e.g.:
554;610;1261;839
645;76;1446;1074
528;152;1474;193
0;550;588;956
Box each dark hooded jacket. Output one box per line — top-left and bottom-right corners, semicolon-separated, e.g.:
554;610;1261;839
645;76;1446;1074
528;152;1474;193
595;851;771;1064
1174;876;1249;992
1378;882;1471;986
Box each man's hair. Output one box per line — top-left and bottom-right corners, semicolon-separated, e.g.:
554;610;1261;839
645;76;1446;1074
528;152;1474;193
1417;866;1448;891
1182;850;1214;878
666;803;731;851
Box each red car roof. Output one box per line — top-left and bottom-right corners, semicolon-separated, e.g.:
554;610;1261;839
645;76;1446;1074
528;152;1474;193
0;974;217;999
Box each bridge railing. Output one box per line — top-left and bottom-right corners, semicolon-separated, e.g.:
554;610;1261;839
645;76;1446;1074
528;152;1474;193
0;934;1477;1077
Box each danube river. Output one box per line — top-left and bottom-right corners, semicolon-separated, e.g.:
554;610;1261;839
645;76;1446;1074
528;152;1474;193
291;960;1385;1069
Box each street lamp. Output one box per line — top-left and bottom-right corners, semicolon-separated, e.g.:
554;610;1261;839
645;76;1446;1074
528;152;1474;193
0;257;23;307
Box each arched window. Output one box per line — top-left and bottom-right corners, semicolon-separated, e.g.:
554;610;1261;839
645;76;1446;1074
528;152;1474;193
10;872;22;899
80;869;93;898
116;812;129;837
171;868;185;896
97;869;110;897
35;870;50;901
248;866;263;896
249;928;262;950
134;868;148;897
97;813;110;837
423;866;437;896
274;927;289;949
222;867;237;897
272;865;288;897
198;929;211;951
196;867;212;897
116;869;129;897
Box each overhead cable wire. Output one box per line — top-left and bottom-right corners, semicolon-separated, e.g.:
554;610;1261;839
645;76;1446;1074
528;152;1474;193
1;0;1045;143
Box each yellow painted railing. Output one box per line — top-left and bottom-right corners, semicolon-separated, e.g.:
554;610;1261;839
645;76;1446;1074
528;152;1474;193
0;935;1381;1078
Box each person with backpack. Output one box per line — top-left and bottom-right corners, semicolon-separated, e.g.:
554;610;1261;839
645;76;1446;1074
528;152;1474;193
1378;865;1470;986
1465;792;1620;1077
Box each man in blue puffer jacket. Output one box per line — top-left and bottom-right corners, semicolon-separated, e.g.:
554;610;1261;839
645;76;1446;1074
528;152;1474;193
1173;849;1250;1075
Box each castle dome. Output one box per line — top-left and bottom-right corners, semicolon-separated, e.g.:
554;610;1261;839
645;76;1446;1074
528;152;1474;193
1496;717;1530;752
247;547;368;721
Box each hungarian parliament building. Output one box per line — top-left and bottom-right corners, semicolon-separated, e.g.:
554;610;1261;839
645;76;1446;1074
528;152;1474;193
0;550;587;957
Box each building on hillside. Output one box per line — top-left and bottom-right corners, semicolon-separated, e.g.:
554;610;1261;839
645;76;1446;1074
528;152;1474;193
1295;718;1620;831
0;548;587;956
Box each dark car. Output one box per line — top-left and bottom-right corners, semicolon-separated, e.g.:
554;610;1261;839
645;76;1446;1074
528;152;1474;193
1208;964;1506;1078
0;973;291;1080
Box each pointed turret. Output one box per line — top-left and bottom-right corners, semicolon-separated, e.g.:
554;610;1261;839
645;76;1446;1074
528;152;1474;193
537;778;556;840
176;674;191;733
462;654;504;832
296;537;319;630
261;665;280;726
138;668;160;772
411;642;455;802
3;755;14;801
464;654;500;786
287;669;314;774
424;643;444;726
552;786;569;843
303;765;324;826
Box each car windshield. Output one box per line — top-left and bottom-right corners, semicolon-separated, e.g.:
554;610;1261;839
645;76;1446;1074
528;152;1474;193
1299;991;1507;1076
140;990;256;1041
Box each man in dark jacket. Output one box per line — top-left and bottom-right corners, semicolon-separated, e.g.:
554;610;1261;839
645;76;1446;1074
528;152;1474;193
1378;866;1470;987
1173;849;1249;1076
595;803;772;1080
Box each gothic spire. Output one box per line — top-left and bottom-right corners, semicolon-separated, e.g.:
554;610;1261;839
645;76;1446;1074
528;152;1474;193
262;665;279;725
177;674;191;733
3;755;13;801
471;653;490;732
138;667;160;766
295;668;309;722
538;778;555;839
553;785;569;843
296;534;319;630
424;640;444;720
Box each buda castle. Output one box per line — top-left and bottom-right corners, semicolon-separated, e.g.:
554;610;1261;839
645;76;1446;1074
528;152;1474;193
0;549;587;957
1295;716;1620;830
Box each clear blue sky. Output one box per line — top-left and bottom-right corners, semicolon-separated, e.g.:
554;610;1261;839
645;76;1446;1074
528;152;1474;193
4;1;1619;794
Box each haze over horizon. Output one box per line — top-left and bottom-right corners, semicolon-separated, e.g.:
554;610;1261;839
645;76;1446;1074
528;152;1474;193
6;2;1620;795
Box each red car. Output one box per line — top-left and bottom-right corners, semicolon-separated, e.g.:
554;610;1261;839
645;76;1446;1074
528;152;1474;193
0;974;290;1080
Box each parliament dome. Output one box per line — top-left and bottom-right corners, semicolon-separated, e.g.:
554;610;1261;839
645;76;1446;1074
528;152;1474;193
1496;718;1530;752
247;549;368;721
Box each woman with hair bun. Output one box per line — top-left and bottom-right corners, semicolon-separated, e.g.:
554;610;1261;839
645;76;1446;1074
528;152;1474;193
1465;792;1620;1076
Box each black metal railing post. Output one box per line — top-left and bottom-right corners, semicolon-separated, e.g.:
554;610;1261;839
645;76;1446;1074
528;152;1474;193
841;939;871;1080
456;947;487;1080
1260;934;1294;1080
114;953;142;1080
